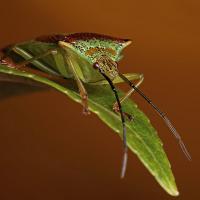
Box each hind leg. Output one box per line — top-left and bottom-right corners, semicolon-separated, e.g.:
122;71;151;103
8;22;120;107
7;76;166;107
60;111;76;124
0;46;60;76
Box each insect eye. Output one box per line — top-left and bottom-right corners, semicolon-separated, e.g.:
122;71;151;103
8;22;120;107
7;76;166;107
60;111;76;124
93;62;99;69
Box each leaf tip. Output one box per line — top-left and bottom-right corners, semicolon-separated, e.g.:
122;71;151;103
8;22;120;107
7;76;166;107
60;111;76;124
166;185;179;197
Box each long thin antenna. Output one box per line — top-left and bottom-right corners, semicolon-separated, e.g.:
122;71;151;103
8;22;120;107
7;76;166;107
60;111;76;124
119;73;191;161
99;70;128;178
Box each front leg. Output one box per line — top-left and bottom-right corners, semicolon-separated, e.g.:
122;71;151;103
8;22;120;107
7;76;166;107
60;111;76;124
63;53;90;115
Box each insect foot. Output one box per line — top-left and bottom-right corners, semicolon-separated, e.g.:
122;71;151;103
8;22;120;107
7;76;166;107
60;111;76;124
113;103;134;121
51;49;58;55
82;107;91;115
0;59;7;65
0;52;7;65
81;93;91;115
0;56;16;68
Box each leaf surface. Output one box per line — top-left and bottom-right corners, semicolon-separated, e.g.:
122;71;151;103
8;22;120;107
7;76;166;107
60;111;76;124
0;64;179;196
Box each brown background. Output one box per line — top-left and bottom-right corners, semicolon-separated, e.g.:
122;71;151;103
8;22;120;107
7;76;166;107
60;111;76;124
0;0;199;199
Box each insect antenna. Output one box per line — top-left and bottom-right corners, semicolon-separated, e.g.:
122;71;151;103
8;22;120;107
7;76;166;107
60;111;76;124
119;73;191;161
98;69;128;178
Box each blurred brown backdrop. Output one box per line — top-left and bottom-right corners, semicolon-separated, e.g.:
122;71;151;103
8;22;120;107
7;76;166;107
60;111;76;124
0;0;199;199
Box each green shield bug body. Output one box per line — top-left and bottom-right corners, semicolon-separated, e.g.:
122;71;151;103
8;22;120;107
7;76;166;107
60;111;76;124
0;33;191;178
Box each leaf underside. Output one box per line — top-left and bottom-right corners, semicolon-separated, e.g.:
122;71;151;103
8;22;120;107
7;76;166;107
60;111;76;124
0;63;179;196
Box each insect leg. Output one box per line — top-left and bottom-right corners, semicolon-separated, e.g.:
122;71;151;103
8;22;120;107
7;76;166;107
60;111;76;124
89;73;143;85
119;72;191;161
11;46;60;76
15;48;57;66
98;69;128;178
63;54;90;115
113;73;144;120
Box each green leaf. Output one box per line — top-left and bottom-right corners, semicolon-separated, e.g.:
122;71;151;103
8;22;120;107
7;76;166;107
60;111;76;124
0;64;179;196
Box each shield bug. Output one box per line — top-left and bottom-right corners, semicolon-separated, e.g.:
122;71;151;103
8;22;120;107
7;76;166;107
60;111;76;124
0;33;191;178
